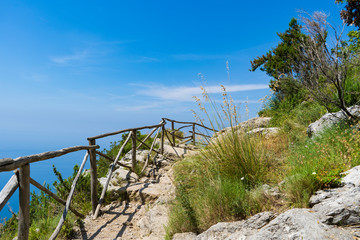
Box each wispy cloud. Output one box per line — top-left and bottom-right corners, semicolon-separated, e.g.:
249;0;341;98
135;84;268;102
171;53;230;61
50;50;89;64
114;102;163;112
87;40;133;46
130;56;160;63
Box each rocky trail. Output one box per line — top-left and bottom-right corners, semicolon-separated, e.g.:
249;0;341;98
72;142;196;240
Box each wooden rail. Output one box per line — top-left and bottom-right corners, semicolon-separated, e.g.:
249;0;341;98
0;145;99;172
0;172;18;212
87;121;165;140
0;118;213;239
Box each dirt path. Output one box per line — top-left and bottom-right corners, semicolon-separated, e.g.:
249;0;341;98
73;168;175;240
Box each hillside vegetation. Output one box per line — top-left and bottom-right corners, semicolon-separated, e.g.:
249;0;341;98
166;9;360;239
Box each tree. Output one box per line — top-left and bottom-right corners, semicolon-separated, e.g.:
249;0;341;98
336;0;360;28
250;18;307;98
297;11;359;121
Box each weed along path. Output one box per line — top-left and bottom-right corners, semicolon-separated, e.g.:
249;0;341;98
73;143;194;240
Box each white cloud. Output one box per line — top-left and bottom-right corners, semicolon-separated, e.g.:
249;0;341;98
114;103;163;112
130;56;160;63
136;84;268;102
50;50;89;64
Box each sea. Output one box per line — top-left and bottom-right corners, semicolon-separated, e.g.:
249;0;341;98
0;135;121;223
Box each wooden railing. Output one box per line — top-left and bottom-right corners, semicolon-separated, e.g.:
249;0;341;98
0;145;99;240
0;118;214;239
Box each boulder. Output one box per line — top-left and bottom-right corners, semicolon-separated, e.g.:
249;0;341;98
137;204;168;239
309;166;360;225
246;127;280;139
120;149;150;165
220;117;272;133
247;209;353;240
98;167;138;201
196;212;276;240
211;117;273;143
307;105;360;137
172;232;197;240
162;144;197;158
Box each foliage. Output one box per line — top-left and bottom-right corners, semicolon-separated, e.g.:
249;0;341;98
0;214;18;239
250;18;307;99
0;182;80;239
53;164;103;214
295;11;360;120
346;30;360;54
166;87;277;239
166;133;269;238
336;0;360;28
283;124;360;207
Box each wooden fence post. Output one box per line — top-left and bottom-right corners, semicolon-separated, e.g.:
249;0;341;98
131;130;137;171
192;123;196;145
171;121;175;146
18;164;30;240
161;124;165;154
89;139;98;215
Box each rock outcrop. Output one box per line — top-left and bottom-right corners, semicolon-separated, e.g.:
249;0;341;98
212;117;279;142
219;117;272;133
246;127;280;139
307;105;360;137
310;166;360;226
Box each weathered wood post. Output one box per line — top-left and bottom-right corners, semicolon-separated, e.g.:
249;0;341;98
18;164;30;240
192;123;196;145
131;130;137;171
161;124;165;154
88;139;98;215
171;121;175;146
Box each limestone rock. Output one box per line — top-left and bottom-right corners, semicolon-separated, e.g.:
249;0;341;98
162;144;197;158
246;127;279;139
137;204;168;239
248;208;353;240
220;117;272;133
308;166;360;226
98;167;138;201
172;232;197;240
196;212;276;240
342;165;360;187
125;172;174;204
212;117;272;143
307;105;360;137
120;149;150;165
310;187;360;226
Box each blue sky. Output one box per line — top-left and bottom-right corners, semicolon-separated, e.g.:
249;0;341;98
0;0;348;153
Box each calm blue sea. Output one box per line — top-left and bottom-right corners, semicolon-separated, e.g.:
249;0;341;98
0;135;124;223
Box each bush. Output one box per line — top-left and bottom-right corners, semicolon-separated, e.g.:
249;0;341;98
283;124;360;207
166;130;273;238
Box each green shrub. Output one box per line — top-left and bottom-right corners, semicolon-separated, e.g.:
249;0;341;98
166;130;273;238
283;124;360;207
